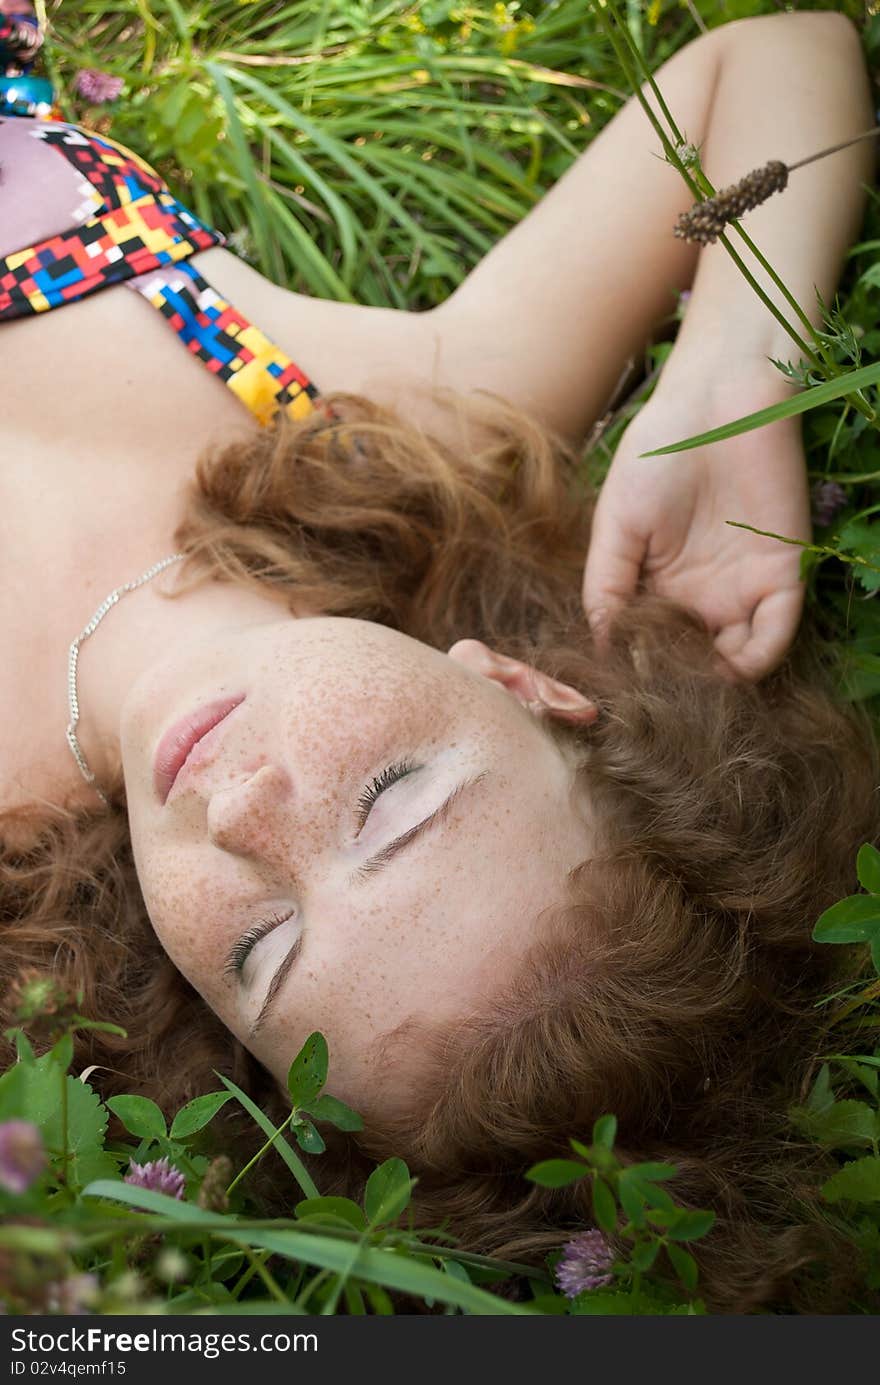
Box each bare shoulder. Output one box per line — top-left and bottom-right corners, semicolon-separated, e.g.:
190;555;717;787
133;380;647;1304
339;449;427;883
191;247;448;417
274;281;570;451
282;287;451;410
192;247;531;449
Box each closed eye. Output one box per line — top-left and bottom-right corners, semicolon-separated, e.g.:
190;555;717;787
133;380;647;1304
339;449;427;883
230;758;418;984
247;771;490;1038
349;772;489;883
354;757;416;830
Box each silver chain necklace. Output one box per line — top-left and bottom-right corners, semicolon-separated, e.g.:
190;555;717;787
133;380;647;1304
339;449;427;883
66;553;186;807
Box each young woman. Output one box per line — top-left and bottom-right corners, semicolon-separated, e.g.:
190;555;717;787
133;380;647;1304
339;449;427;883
2;8;879;1310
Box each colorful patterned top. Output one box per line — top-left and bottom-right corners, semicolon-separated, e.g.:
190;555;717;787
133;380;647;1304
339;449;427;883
0;116;322;427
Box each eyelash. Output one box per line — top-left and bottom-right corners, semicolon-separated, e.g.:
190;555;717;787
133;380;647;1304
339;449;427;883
225;910;292;979
354;756;415;830
227;757;416;979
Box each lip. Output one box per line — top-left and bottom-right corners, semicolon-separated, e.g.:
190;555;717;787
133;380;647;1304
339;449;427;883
153;695;246;805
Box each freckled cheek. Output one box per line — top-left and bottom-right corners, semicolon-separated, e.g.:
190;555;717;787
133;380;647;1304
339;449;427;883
341;893;463;1014
136;849;234;1005
260;899;430;1056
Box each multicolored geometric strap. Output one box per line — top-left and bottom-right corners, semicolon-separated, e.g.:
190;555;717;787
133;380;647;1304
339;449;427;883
0;121;321;425
128;259;320;425
0;186;220;315
0;122;222;313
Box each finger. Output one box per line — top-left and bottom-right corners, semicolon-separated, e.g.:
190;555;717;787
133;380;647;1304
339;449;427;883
582;513;645;644
713;587;805;683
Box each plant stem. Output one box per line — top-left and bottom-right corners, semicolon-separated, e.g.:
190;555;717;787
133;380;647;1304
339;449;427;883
225;1111;319;1201
727;521;880;576
625;0;643;56
225;1114;294;1198
59;1068;69;1187
593;2;822;368
32;0;77;123
230;1250;264;1300
788;126;880;175
830;975;880;1024
291;1267;330;1313
239;1245;289;1305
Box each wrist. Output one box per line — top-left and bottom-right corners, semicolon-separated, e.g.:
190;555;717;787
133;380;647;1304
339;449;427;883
649;347;805;446
654;339;799;409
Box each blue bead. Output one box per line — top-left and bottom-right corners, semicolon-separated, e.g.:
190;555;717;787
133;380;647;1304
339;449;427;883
0;73;54;118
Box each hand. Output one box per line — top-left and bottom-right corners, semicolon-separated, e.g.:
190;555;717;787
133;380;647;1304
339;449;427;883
581;381;813;682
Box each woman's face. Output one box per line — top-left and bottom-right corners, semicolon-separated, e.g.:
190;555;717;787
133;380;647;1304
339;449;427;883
121;617;594;1112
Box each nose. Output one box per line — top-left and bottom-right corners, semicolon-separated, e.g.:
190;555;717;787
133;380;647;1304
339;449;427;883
206;762;294;858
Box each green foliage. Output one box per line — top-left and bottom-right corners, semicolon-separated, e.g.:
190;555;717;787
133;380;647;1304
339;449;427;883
286;1031;329;1108
784;858;880;1301
526;1157;586;1187
0;1024;537;1314
526;1116;714;1311
364;1158;415;1227
8;0;880;1316
41;0;602;306
295;1195;368;1232
0;1044;117;1190
822;1157;880;1205
0;1012;722;1316
812;845;880;977
302;1093;364;1132
169;1091;234;1140
106;1095;167;1142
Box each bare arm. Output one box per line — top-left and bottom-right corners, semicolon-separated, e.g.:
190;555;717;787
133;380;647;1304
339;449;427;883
576;10;875;683
656;9;875;397
426;10;875;447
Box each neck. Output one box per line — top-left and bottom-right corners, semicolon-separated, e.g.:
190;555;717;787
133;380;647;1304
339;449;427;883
70;560;296;801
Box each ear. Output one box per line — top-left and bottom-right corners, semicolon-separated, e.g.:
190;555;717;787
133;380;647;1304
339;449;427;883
447;639;599;725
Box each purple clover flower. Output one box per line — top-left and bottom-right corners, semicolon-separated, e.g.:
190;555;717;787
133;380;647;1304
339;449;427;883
0;1119;47;1194
73;69;124;103
554;1229;615;1298
123;1156;185;1200
810;479;848;528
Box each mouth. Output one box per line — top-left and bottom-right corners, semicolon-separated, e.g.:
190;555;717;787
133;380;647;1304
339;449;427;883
153;695;246;805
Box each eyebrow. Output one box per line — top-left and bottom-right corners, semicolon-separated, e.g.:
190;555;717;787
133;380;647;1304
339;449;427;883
247;771;489;1037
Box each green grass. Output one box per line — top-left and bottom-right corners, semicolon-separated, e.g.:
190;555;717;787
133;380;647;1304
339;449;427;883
5;0;878;1316
43;1;764;308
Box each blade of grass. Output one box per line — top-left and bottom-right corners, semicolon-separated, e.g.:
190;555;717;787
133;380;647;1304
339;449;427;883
724;523;880;581
640;363;880;457
228;1227;531;1315
209;62;462;282
82;1181;530;1315
211;64;285;284
254;186;356;300
262;123;360;282
300;0;332;115
215;1072;319;1200
354;147;498;255
157;0;192;54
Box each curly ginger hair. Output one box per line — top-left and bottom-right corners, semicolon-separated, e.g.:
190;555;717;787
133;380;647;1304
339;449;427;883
2;384;878;1312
